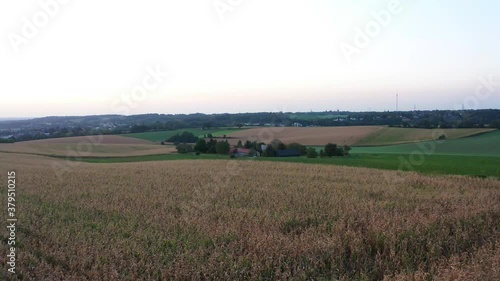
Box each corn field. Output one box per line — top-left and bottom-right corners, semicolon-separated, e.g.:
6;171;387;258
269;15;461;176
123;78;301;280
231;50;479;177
1;153;499;280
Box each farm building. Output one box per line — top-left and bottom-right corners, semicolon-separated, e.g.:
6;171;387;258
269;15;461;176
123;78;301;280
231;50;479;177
275;149;301;157
229;147;253;157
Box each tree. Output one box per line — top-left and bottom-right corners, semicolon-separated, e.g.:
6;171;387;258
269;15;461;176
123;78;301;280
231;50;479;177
244;140;253;149
215;140;230;155
490;120;500;129
342;145;352;156
270;139;286;150
287;142;307;155
167;131;198;143
263;145;276;157
324;143;337;157
206;138;218;154
319;149;325;158
306;147;318;158
194;139;208;153
236;140;243;148
176;143;193;154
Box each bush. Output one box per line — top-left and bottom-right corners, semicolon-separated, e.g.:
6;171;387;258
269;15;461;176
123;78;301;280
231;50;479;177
0;138;15;143
342;145;352;156
263;145;276;157
288;143;307;155
319;149;325;158
175;143;194;154
167;131;199;143
270;139;286;150
324;143;337;157
194;139;208;153
215;141;230;155
306;147;318;158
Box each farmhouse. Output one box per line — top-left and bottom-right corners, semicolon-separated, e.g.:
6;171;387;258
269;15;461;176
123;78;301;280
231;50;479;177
275;149;301;157
229;147;253;157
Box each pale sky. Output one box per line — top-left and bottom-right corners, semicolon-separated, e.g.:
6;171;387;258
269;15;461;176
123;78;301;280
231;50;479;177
1;0;499;117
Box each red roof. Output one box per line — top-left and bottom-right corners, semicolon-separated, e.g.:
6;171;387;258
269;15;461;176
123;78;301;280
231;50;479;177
229;148;251;154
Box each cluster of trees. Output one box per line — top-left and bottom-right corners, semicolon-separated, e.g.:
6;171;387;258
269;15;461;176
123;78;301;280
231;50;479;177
0;138;15;143
259;140;307;157
171;131;232;155
305;143;351;158
171;132;353;160
166;132;199;144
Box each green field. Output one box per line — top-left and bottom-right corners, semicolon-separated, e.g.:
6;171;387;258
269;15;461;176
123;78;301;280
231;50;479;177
61;128;500;178
355;127;494;146
352;130;500;157
80;152;499;178
122;127;247;142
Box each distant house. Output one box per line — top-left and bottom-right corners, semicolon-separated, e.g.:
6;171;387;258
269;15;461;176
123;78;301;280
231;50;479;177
260;144;268;152
229;147;252;157
275;149;301;157
292;122;303;127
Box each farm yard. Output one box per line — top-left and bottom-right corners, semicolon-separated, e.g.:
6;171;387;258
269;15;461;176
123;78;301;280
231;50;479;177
0;153;499;280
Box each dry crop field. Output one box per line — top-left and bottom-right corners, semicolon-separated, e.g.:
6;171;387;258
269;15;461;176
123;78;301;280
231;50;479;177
225;126;383;146
355;127;495;146
1;152;499;280
0;136;176;157
224;126;493;146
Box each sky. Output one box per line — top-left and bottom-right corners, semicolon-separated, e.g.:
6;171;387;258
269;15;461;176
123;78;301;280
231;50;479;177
1;0;499;118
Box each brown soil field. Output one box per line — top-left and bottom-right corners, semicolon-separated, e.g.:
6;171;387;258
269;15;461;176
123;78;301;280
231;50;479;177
225;126;383;146
18;135;155;145
0;136;175;158
1;152;498;280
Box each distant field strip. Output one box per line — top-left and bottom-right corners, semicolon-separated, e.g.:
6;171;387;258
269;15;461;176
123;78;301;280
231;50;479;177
226;126;383;146
18;135;156;145
353;130;500;157
0;135;175;157
355;127;495;146
123;127;248;142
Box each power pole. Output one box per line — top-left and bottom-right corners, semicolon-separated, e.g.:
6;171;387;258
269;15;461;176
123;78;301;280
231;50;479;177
396;94;399;112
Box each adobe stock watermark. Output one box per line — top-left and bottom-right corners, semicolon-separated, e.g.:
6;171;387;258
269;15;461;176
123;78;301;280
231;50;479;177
51;64;169;181
340;0;406;64
382;129;446;186
213;0;244;21
7;0;70;54
50;134;104;182
454;74;499;110
110;64;170;115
